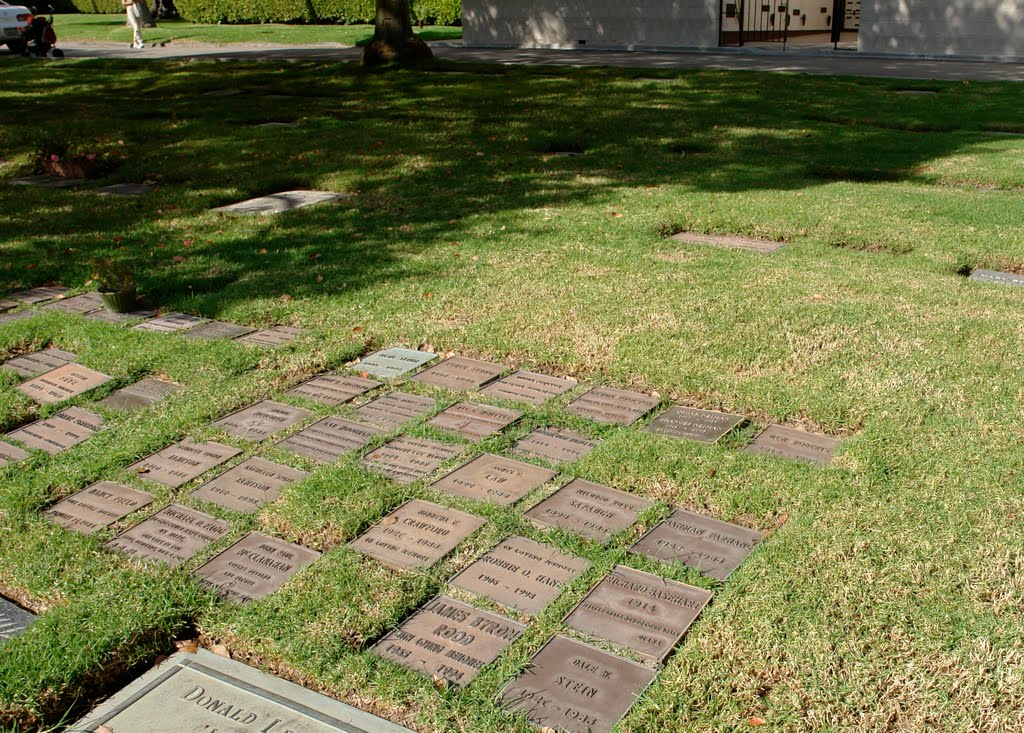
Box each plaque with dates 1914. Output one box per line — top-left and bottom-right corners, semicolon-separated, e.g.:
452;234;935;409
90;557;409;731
212;400;311;442
479;370;576;405
0;596;36;642
193;532;321;604
355;391;436;429
16;363;112;404
362;436;464;484
287;373;381;406
524;479;653;543
513;427;601;465
192;457;307;514
643;406;745;443
132;312;205;333
410;356;505;391
372;595;525;688
7;407;105;455
277;416;383;464
1;348;77;378
0;439;29;467
183;321;257;341
45;481;154;535
106;504;229;568
630;508;763;580
499;635;656;733
744;424;841;466
98;377;182;412
427;402;523;441
565;387;659;426
357;347;436;379
234;325;302;347
431;453;556;506
129;440;241;488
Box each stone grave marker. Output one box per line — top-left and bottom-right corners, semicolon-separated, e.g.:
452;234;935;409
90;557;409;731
11;175;84;188
372;595;525;688
16;363;111;404
449;535;590;615
212;400;311;442
356;347;436;379
43;292;105;314
98;377;182;411
129;440;241;488
0;440;29;467
277;416;383;464
744;424;841;466
524;478;652;542
0;298;18;312
45;481;154;535
192;457;307;514
362;436;464;484
257;121;300;128
183;320;257;340
84;306;158;324
132;312;205;333
969;269;1024;288
479;370;576;405
106;504;229;567
203;87;244;96
8;285;69;303
513;427;601;465
427;401;523;441
630;508;763;580
0;311;35;327
7;407;105;455
71;649;415;733
499;635;655;733
0;597;35;641
566;387;659;426
432;453;556;506
410;356;505;391
194;532;320;604
355;391;436;429
234;325;302;347
349;499;485;570
2;348;77;378
564;565;711;663
213;190;347;215
643;406;746;443
93;183;154;196
670;231;786;253
287;373;381;406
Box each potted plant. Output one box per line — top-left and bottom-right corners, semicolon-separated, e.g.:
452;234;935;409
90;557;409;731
91;258;138;313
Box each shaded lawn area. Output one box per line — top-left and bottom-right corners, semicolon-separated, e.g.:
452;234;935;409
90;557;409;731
0;57;1023;732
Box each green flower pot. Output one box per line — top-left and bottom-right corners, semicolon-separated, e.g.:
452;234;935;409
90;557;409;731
100;290;137;314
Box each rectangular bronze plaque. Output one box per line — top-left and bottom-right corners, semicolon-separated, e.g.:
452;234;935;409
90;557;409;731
349;499;485;570
0;298;17;312
566;387;659;426
969;269;1024;288
192;456;307;514
410;356;505;391
234;325;302;346
277;416;383;464
499;635;655;733
94;183;153;196
643;406;745;443
183;321;257;340
564;565;711;663
194;532;320;604
0;597;36;641
449;535;590;615
213;190;345;215
357;347;436;379
9;286;69;304
362;437;464;484
427;402;523;441
354;391;436;429
0;440;29;466
479;370;576;405
45;481;154;535
7;407;105;455
431;453;556;506
12;175;83;188
2;348;77;378
128;440;241;488
744;424;841;466
132;313;205;333
372;595;525;688
0;311;35;327
287;373;381;406
16;363;112;404
98;377;182;411
524;478;652;543
83;307;158;324
106;504;229;568
43;292;104;314
630;508;763;580
513;427;601;465
212;400;311;442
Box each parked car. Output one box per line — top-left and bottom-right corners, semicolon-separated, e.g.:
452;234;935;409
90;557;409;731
0;0;33;54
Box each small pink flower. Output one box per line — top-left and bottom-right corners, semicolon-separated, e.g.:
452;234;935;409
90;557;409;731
86;153;97;161
50;153;59;162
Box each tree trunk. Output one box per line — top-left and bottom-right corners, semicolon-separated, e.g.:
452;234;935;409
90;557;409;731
361;0;433;66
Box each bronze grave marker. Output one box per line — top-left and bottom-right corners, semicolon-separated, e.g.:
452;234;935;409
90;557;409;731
43;292;104;314
356;347;436;379
194;532;320;603
479;370;576;405
643;406;745;443
183;321;257;340
744;424;841;466
630;508;763;580
427;401;522;441
9;286;69;304
432;453;556;506
355;391;436;429
192;456;307;514
513;427;601;465
349;499;485;570
45;481;154;535
287;373;381;406
128;440;241;487
565;387;658;426
234;325;302;347
362;436;464;484
524;479;652;542
98;377;182;411
7;407;105;454
2;348;77;378
0;440;29;466
83;307;158;324
132;312;205;333
410;356;505;391
16;363;111;404
277;416;383;464
212;400;311;442
106;504;229;567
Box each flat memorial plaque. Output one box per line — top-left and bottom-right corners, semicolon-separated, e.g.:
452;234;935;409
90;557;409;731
564;565;711;663
212;400;311;442
372;595;525;688
630;508;763;580
213;190;346;215
8;285;70;303
7;407;105;455
16;363;112;404
277;416;383;464
479;370;576;405
643;406;745;443
513;427;601;465
431;453;555;506
670;231;785;254
2;348;77;378
969;269;1024;288
0;311;35;327
84;307;158;324
0;298;16;312
499;635;655;733
106;504;229;567
11;175;83;188
566;387;659;426
194;532;320;604
410;356;505;391
744;424;841;466
71;649;415;733
287;373;381;406
0;597;35;641
449;535;589;615
192;456;307;514
43;292;104;314
132;312;205;333
428;401;523;441
362;436;464;484
0;439;29;467
129;440;241;488
98;377;182;411
45;481;154;535
357;347;436;379
355;391;436;429
234;325;302;347
93;183;153;196
349;499;485;570
183;320;256;340
524;478;652;543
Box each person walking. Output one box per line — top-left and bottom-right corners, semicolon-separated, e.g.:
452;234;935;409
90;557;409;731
124;0;144;49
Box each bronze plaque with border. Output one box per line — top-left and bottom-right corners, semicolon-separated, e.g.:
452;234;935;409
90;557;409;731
8;407;105;454
427;402;522;441
212;400;311;442
192;457;307;514
431;453;555;506
744;424;841;466
355;391;436;429
132;313;205;333
287;373;381;406
410;356;505;391
277;416;383;464
2;348;77;378
183;321;257;340
128;440;241;488
479;370;576;405
524;479;652;542
16;363;111;404
106;504;229;567
193;532;321;603
45;481;154;535
98;378;182;412
629;508;762;580
349;499;485;570
9;286;69;304
362;437;464;484
513;427;601;464
565;387;659;426
643;406;745;443
43;292;104;314
234;325;302;347
357;347;436;379
0;439;29;466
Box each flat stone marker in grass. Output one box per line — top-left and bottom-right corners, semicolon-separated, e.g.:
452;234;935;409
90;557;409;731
213;190;347;216
565;387;659;426
98;377;182;411
670;231;785;254
449;535;590;615
0;298;18;312
2;348;76;378
643;406;746;443
277;416;384;464
630;508;763;581
286;373;381;406
192;456;307;514
71;649;415;733
969;269;1024;288
524;478;653;543
744;424;841;466
362;436;464;484
8;286;69;303
513;427;601;465
0;311;36;326
410;356;505;391
132;312;205;333
212;400;311;442
428;401;523;441
0;440;29;467
372;595;525;688
194;532;320;604
256;121;300;128
564;565;711;664
16;363;111;404
43;292;104;314
355;391;437;429
92;183;153;196
499;635;655;733
106;504;229;567
479;370;576;405
0;597;35;641
44;481;154;535
129;440;241;488
84;306;158;324
349;498;485;570
183;320;257;340
432;453;556;506
234;325;302;347
8;407;105;454
357;346;437;379
11;175;84;188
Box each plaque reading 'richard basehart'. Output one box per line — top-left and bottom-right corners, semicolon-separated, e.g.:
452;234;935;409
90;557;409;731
630;508;763;580
194;532;320;604
349;499;485;570
524;479;652;542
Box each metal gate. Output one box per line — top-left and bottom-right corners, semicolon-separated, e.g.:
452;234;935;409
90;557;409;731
720;0;856;47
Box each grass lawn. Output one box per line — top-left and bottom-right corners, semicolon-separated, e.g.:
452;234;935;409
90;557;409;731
0;55;1023;732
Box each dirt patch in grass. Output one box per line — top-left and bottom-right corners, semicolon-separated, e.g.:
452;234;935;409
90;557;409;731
806;164;907;183
829;236;914;256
